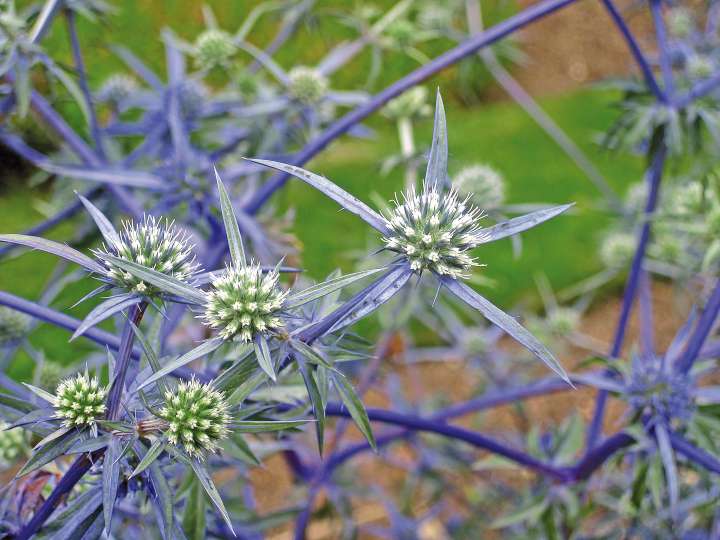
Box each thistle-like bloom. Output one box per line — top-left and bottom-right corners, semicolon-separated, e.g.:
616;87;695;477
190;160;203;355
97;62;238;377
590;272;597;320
0;422;27;467
667;7;693;38
158;379;231;458
203;263;287;342
627;358;694;425
687;54;714;80
97;73;137;105
53;373;107;429
382;87;430;120
454;164;506;210
0;306;29;345
546;307;580;335
600;231;635;269
194;29;235;68
287;66;328;105
382;185;485;278
96;215;198;295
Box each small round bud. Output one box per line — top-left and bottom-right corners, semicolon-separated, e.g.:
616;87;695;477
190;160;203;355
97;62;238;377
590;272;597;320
0;307;29;345
38;362;63;391
687;54;714;80
547;308;580;335
194;29;236;68
453;164;506;209
667;8;693;38
97;74;137;105
0;422;27;467
287;66;328;105
158;379;231;458
53;373;107;429
203;264;287;342
599;231;635;269
382;185;485;279
382;86;431;120
233;66;259;100
95;215;198;296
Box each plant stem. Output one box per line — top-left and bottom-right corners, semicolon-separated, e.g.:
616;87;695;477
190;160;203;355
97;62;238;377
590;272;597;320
675;278;720;374
107;302;147;419
650;0;675;102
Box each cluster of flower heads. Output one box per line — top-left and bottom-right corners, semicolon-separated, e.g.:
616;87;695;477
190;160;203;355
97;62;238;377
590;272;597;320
203;264;287;342
0;306;29;345
53;373;107;429
158;379;231;458
287;66;329;105
95;215;198;295
382;184;485;278
453;164;506;210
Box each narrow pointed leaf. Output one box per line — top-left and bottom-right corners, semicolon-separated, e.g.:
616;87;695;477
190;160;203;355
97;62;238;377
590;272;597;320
17;429;81;476
72;295;142;341
289;339;332;368
78;195;121;248
298;358;325;454
103;437;122;533
424;89;448;189
183;475;206;540
0;234;104;273
190;459;235;535
284;267;384;309
22;382;56;404
214;168;246;267
254;335;275;381
476;204;574;245
137;337;224;391
246;158;390;234
230;419;309;433
130;438;167;478
441;277;570;384
330;371;376;450
102;255;206;304
655;424;679;514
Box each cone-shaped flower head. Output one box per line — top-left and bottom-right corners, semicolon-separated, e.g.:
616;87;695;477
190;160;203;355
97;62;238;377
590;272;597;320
382;184;485;279
158;379;231;458
97;73;137;105
0;306;29;345
287;66;328;105
96;215;198;295
194;28;236;68
600;231;635;269
203;263;287;342
53;373;107;428
454;164;506;210
0;422;27;467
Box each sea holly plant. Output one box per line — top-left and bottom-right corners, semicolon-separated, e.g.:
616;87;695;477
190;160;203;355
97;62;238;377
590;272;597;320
248;91;573;383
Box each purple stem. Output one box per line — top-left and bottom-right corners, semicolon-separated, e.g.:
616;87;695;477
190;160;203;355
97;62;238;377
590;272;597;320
243;0;579;213
668;430;720;474
649;0;675;101
586;143;667;448
675;69;720;109
675;278;720;374
601;0;666;103
106;302;146;419
571;432;634;480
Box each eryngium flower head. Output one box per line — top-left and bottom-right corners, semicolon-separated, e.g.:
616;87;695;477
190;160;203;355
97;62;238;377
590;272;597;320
382;86;431;120
287;66;328;105
96;215;198;295
158;379;231;458
97;73;137;105
53;373;107;428
194;29;235;68
453;164;506;209
203;264;287;342
382;185;485;278
547;307;580;335
667;8;693;38
687;54;714;80
600;231;635;269
0;422;27;467
0;306;29;345
628;358;694;425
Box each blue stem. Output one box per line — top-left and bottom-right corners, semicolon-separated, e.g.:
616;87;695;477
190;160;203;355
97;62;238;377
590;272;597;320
650;0;675;102
675;279;720;374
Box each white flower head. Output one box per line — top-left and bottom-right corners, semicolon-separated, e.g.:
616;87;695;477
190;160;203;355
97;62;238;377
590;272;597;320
159;379;231;458
53;373;107;429
687;54;714;80
382;86;431;120
0;306;29;345
96;215;198;296
453;164;506;209
600;231;635;269
287;66;329;105
97;73;137;105
382;184;485;279
203;263;287;342
547;307;581;335
194;28;236;68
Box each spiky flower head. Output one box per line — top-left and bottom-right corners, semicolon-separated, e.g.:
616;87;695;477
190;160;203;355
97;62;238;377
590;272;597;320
97;73;137;105
382;185;485;279
674;181;707;215
287;66;328;105
382;86;431;120
600;231;635;269
194;28;235;68
96;215;198;296
38;361;63;391
667;7;694;38
547;307;580;335
627;356;694;425
158;379;231;458
687;54;714;80
203;263;287;342
0;422;26;467
453;164;506;209
651;227;684;265
53;373;107;429
0;306;29;345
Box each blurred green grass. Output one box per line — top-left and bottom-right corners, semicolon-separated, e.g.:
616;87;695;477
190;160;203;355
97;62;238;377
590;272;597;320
0;86;642;381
